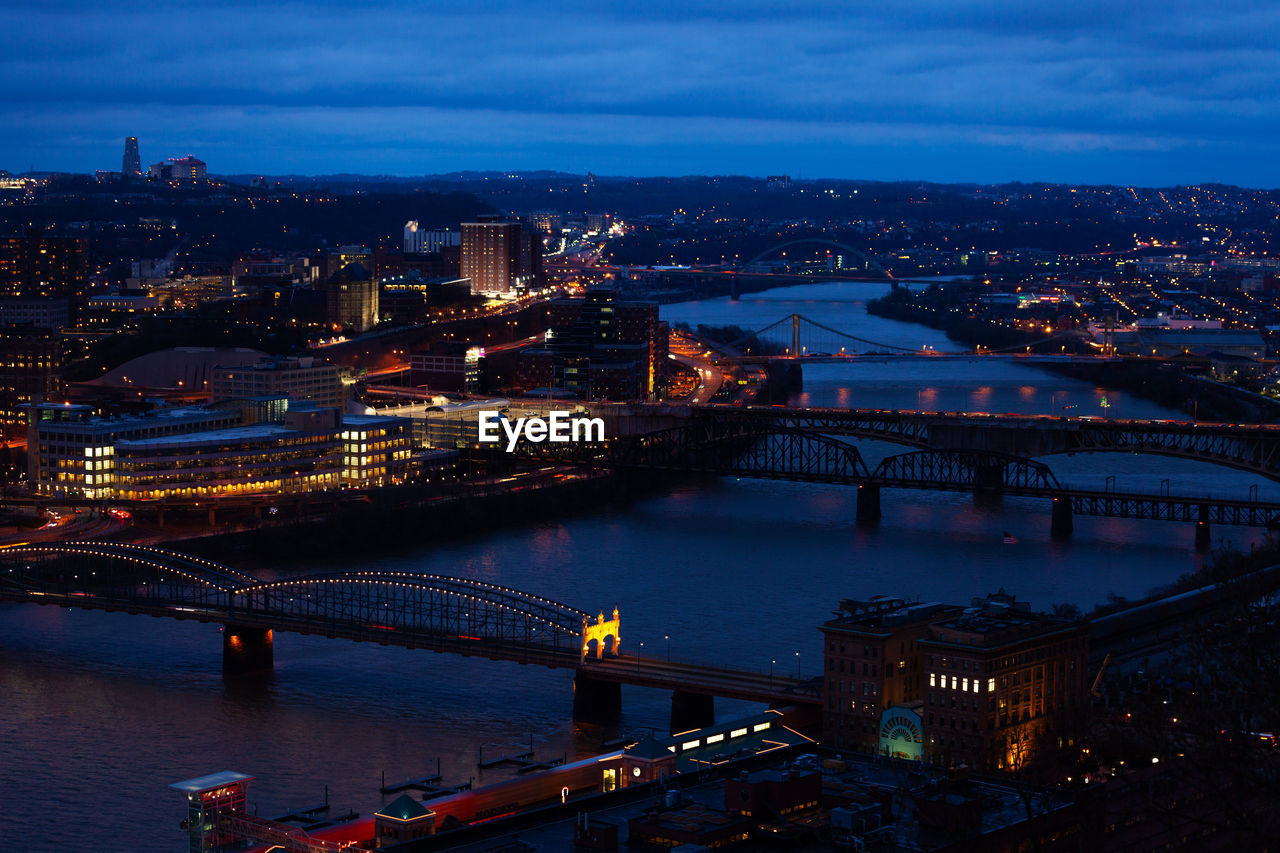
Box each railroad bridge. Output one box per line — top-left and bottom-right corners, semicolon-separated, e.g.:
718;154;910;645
531;404;1280;547
0;541;814;730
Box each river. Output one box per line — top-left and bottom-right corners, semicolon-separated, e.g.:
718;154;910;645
3;280;1276;851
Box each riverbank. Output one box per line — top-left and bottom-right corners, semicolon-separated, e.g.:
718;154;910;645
1041;360;1280;423
159;469;683;567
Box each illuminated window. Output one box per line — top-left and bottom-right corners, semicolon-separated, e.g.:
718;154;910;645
753;722;770;732
730;728;748;739
929;673;936;687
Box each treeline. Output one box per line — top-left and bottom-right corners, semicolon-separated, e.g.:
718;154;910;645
672;321;787;355
866;284;1090;353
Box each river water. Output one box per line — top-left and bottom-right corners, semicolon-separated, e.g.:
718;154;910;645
4;280;1276;852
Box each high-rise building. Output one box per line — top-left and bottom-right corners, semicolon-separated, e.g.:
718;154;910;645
518;288;668;400
122;137;141;176
403;222;460;255
461;218;528;296
324;262;378;333
0;230;90;326
0;328;64;440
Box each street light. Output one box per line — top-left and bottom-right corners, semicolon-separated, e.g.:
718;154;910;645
770;659;776;686
795;651;801;679
638;642;643;672
665;634;670;662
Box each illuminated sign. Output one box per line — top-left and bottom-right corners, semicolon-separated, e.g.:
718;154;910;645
479;410;605;452
878;706;923;761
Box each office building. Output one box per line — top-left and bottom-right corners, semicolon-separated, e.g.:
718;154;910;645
26;403;241;498
122;137;141;176
0;328;64;440
0;297;69;330
324;262;379;333
149;156;206;181
518;289;668;400
318;246;373;283
210;356;345;409
0;231;90;325
27;400;411;499
403;222;460;255
410;342;483;392
339;414;412;487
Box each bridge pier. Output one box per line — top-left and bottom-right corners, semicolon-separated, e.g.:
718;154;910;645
855;484;881;525
222;625;273;679
670;690;715;733
1195;505;1211;552
572;672;622;723
1051;497;1074;539
974;463;1004;493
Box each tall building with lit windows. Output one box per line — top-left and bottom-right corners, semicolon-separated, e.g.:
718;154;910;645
0;230;90;326
461;218;529;295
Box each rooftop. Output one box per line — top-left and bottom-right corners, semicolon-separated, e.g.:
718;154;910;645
169;770;254;794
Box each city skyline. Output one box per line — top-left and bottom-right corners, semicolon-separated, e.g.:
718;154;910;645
6;0;1280;186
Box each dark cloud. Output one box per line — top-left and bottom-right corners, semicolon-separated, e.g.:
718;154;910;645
2;0;1278;183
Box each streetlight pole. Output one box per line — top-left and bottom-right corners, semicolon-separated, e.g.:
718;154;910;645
770;659;775;687
795;651;801;680
637;642;643;673
665;635;670;663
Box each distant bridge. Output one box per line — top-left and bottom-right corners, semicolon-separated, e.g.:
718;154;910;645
0;541;815;727
525;404;1280;546
736;240;890;276
716;312;1092;360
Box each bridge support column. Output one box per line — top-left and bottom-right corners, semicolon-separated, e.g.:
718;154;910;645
572;672;622;723
670;691;715;733
974;464;1004;493
1195;505;1211;552
222;625;273;679
855;484;881;525
1050;497;1073;539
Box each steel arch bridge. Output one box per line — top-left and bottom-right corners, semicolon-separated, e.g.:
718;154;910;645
228;571;588;658
0;542;594;663
737;239;889;276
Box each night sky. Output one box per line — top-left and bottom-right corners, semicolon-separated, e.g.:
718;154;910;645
6;0;1280;185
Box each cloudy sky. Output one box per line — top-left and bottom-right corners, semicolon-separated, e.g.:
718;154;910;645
5;0;1279;185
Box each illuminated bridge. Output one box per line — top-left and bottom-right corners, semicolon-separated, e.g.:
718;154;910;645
0;540;814;728
529;404;1280;547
